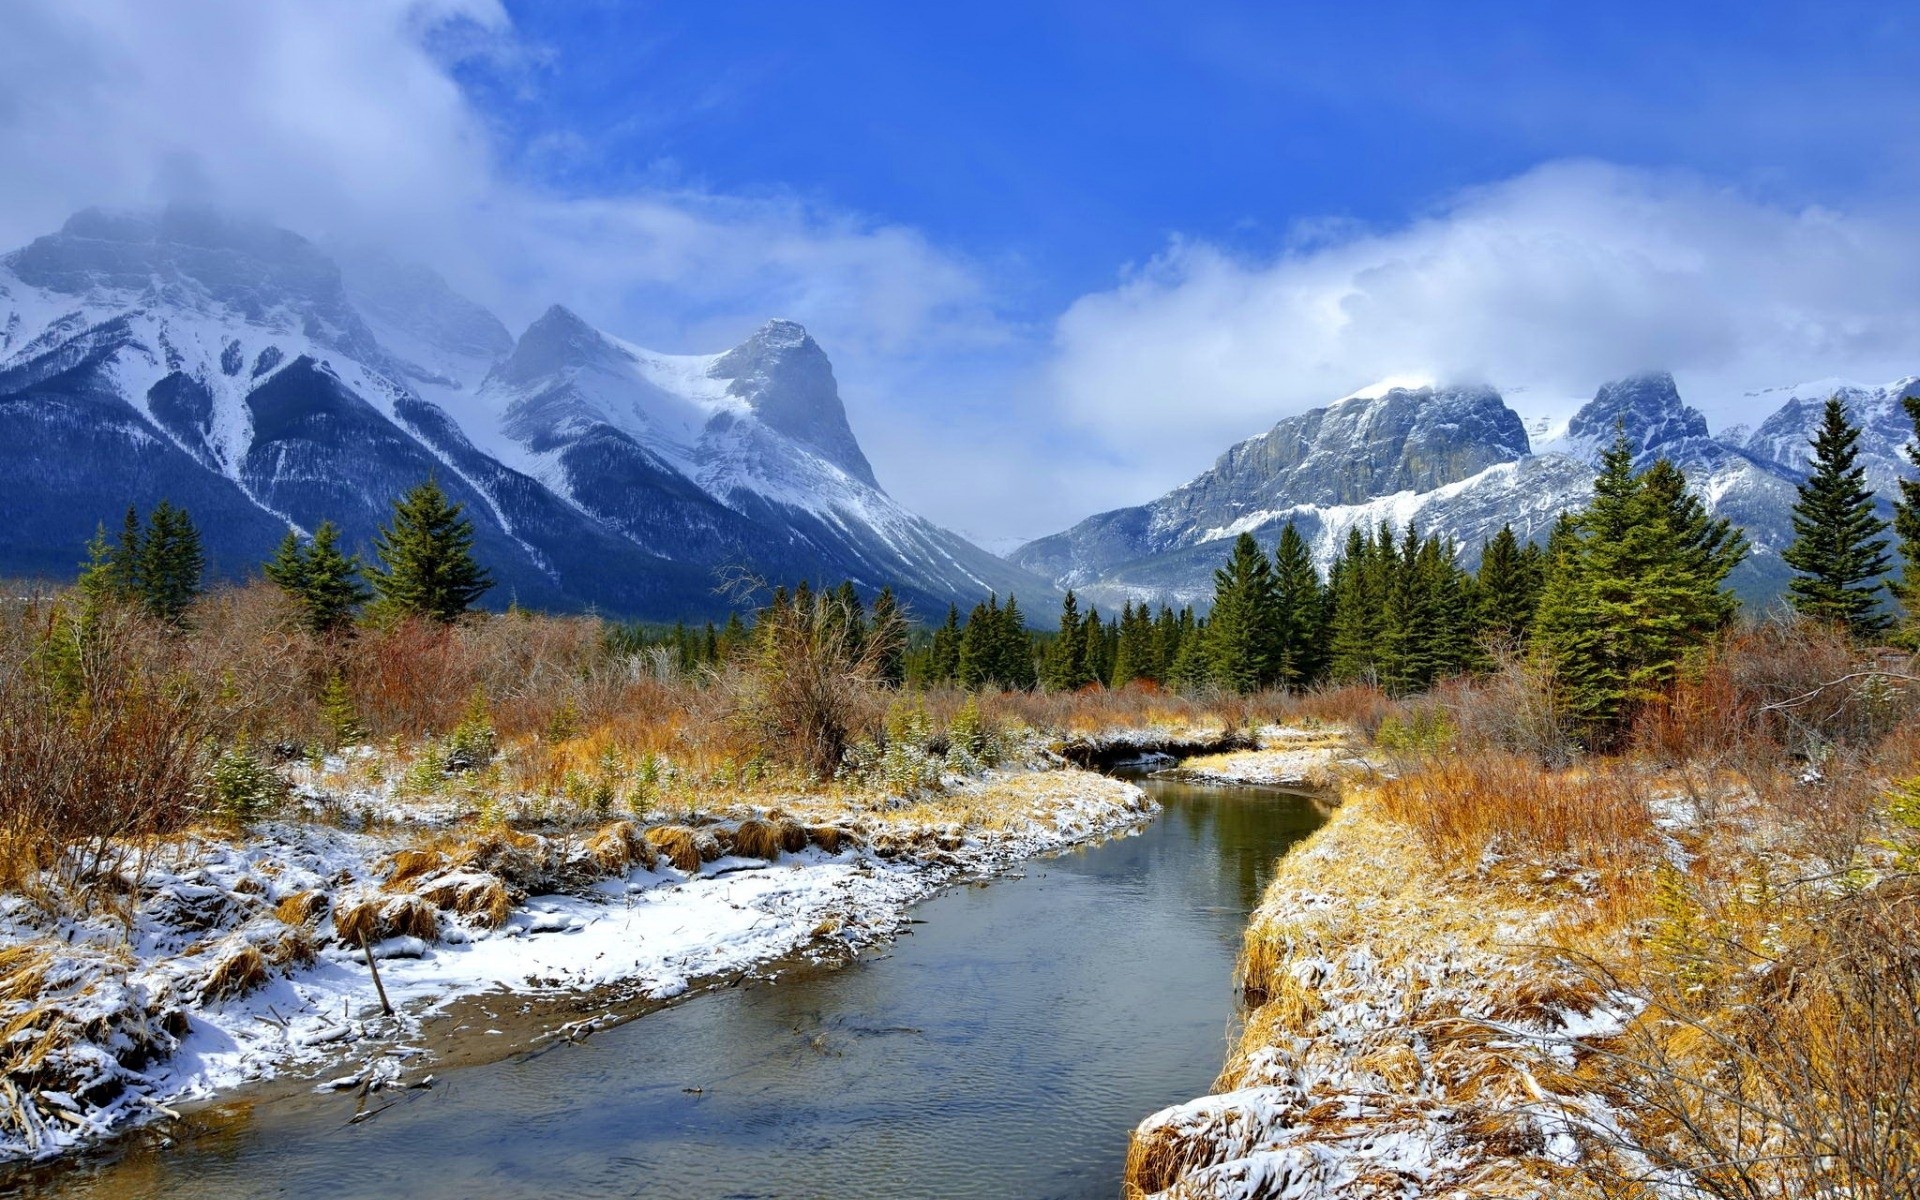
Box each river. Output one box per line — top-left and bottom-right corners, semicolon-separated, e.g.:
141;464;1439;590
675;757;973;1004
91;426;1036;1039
15;775;1326;1199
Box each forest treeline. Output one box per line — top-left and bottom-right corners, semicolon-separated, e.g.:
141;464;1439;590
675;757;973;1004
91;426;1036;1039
40;395;1916;753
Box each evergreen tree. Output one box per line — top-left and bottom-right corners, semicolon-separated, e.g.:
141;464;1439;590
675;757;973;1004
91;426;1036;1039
929;603;962;684
869;587;905;684
1206;532;1278;693
1271;522;1326;689
368;478;493;623
1532;438;1747;743
1151;605;1179;682
997;594;1038;690
957;597;998;689
1476;524;1542;646
1782;397;1891;636
136;500;205;625
718;611;749;659
1045;590;1092;691
1168;608;1209;691
1892;392;1920;639
1326;527;1380;684
265;520;370;634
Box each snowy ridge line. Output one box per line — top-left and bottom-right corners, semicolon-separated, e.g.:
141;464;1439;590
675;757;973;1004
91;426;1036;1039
0;767;1151;1165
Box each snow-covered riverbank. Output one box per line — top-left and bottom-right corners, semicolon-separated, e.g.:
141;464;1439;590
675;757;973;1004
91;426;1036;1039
0;767;1151;1164
1124;774;1640;1200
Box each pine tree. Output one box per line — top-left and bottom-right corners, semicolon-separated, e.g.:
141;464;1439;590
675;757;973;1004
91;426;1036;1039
1476;524;1541;646
929;603;962;684
1891;392;1920;639
1532;437;1747;743
135;500;205;625
998;594;1038;689
957;597;998;690
869;587;905;684
1326;527;1380;684
1207;532;1278;693
368;478;493;623
1271;523;1326;690
1783;397;1891;637
265;520;370;634
1045;590;1092;691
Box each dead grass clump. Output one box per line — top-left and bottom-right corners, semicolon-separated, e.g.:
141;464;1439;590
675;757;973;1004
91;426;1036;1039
644;825;706;874
333;892;441;945
200;944;268;1001
805;824;859;854
584;820;657;875
384;847;447;890
442;829;550;892
263;925;316;968
273;890;328;926
414;873;514;927
724;818;786;861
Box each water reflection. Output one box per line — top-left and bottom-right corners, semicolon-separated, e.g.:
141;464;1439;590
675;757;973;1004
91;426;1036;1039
16;779;1326;1200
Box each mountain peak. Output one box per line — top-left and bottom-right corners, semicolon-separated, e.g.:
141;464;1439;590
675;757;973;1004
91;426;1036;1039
493;304;624;387
710;320;876;488
1566;371;1709;460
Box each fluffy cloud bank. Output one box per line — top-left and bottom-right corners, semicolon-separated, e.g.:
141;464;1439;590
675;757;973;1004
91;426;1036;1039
0;0;997;360
1050;161;1920;479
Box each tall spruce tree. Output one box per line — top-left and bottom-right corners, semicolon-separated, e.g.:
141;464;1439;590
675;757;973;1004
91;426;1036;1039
136;500;205;625
1532;437;1746;743
1476;525;1542;646
929;603;962;684
265;520;370;634
1326;527;1381;684
369;478;493;623
1782;397;1891;637
998;594;1038;689
1206;532;1278;693
1045;590;1092;691
957;596;998;689
1271;522;1326;689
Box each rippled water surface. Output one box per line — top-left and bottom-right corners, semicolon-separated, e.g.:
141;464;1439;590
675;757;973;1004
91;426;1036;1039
24;778;1326;1200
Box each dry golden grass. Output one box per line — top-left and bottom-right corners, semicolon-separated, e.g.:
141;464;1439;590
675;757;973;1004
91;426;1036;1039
643;825;706;874
273;890;328;926
583;820;657;874
333;892;440;945
413;873;513;927
200;944;267;1001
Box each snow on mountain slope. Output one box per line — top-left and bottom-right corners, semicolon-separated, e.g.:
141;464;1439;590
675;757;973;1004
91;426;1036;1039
0;206;1051;619
1017;370;1906;611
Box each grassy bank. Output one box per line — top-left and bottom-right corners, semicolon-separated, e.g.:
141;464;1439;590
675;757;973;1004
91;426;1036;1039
1127;654;1920;1199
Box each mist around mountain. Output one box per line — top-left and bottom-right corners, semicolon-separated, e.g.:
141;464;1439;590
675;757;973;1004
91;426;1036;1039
0;207;1054;620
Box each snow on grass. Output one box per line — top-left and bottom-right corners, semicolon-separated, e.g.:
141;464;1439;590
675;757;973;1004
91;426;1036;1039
1126;788;1642;1199
0;767;1151;1164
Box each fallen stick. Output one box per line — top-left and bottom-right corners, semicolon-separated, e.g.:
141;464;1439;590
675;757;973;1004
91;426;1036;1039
357;927;395;1018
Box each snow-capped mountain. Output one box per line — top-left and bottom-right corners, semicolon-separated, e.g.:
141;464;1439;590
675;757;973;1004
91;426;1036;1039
1013;371;1915;610
0;206;1051;619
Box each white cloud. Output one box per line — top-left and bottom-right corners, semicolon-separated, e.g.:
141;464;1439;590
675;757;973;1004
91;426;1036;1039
1048;160;1920;508
0;0;1022;531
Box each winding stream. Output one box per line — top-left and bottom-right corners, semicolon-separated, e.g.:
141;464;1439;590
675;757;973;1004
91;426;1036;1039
15;776;1326;1199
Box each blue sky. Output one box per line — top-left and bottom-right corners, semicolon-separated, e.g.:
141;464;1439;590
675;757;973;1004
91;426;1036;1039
475;1;1920;314
7;1;1920;543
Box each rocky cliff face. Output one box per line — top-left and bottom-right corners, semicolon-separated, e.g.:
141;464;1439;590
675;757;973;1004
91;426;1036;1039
0;206;1052;620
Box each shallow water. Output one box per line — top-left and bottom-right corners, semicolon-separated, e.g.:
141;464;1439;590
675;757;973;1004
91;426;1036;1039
19;778;1326;1200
